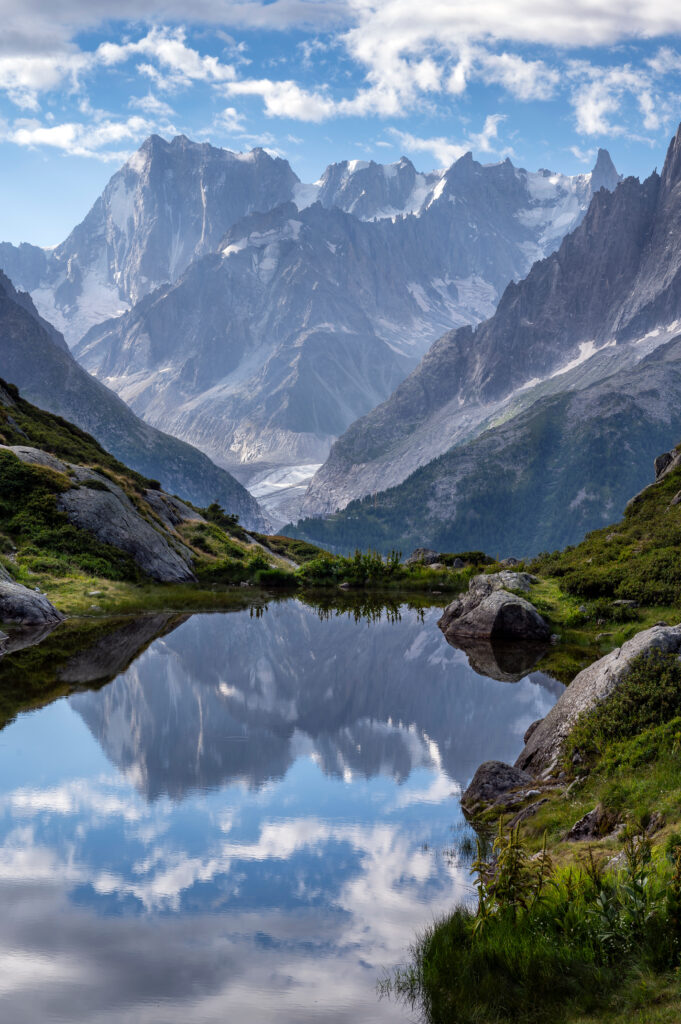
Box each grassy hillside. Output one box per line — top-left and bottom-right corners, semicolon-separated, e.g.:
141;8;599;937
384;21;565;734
0;378;295;608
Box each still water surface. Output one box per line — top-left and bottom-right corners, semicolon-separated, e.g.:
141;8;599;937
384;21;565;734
0;599;562;1023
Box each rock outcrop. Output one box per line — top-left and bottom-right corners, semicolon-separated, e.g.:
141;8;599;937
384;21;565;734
0;271;267;530
516;623;681;774
405;548;440;565
3;444;198;583
59;485;196;584
461;760;533;813
438;573;551;643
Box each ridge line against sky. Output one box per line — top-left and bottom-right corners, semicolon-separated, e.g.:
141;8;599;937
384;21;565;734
0;0;680;244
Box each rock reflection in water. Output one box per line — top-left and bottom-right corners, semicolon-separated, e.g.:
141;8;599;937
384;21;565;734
443;634;551;683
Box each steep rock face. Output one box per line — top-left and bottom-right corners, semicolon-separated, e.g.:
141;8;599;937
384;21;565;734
516;624;681;775
0;271;267;529
0;136;298;345
289;334;681;557
58;488;195;584
304;134;681;517
314;156;440;219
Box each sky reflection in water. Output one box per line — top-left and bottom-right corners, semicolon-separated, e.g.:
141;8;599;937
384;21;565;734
0;600;562;1023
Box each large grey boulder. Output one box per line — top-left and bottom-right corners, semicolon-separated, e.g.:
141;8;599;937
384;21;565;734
439;573;550;643
0;445;69;475
0;580;63;625
405;548;440;565
461;760;533;812
516;623;681;775
59;486;196;583
3;444;197;583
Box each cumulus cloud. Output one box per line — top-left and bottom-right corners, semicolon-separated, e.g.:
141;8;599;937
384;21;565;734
566;61;671;136
97;27;237;88
129;93;175;117
0;1;680;163
216;105;247;133
390;114;510;167
224;78;336;121
476;51;560;101
0;51;90;110
3;114;154;159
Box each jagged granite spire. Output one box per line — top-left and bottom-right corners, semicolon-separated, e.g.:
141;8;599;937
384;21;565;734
661;122;681;192
590;148;621;192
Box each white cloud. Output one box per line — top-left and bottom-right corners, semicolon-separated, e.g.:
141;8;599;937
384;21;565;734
567;62;657;136
476;51;560;101
96;27;237;88
216;105;246;132
3;114;154;159
570;144;596;163
390;114;510;167
225;79;336;121
0;2;680;159
0;51;90;110
129;93;175;117
647;46;681;76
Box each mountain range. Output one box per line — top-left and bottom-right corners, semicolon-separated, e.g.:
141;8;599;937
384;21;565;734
290;124;681;556
0;136;619;527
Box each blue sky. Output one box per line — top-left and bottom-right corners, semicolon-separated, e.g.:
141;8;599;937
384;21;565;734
1;1;681;245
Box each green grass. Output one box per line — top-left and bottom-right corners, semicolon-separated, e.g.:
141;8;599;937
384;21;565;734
385;826;681;1024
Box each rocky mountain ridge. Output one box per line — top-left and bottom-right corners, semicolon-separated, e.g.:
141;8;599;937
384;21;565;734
18;137;614;494
302;126;681;519
289;332;681;558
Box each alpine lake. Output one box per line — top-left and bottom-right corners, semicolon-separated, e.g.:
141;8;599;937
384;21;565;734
0;593;563;1023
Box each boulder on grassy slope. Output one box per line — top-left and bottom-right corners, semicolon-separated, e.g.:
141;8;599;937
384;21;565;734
516;623;681;775
0;579;63;625
438;572;550;643
59;488;195;584
405;548;440;565
2;444;197;584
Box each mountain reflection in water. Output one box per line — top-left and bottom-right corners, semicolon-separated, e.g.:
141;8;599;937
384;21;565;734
0;599;562;1023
